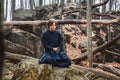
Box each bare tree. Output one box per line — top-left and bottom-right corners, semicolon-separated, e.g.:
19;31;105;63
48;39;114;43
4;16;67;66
109;0;114;11
87;0;93;68
32;0;36;8
11;0;16;20
20;0;24;9
25;0;27;8
29;0;34;9
5;0;8;21
39;0;43;6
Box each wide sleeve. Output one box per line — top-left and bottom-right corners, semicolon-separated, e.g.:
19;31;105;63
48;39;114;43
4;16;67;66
57;33;64;50
41;33;53;50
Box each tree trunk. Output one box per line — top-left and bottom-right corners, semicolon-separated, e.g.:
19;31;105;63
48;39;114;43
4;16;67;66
87;0;93;68
29;0;34;9
32;0;36;9
20;0;23;9
0;0;4;79
5;0;8;21
109;0;114;11
39;0;43;6
11;0;16;20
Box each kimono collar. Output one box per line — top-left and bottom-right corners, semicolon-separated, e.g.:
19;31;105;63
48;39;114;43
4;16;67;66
48;30;56;33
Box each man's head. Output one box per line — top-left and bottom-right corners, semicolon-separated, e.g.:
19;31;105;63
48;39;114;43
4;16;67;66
48;20;57;31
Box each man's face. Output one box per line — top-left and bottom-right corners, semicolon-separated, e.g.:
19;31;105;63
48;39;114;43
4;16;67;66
49;22;57;31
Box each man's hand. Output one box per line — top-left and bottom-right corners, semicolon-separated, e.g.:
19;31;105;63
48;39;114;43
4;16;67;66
53;47;60;53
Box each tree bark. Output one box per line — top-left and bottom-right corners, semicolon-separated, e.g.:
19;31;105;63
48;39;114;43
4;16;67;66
29;0;34;9
5;52;35;62
95;64;120;76
0;0;4;79
11;0;16;20
5;0;8;21
87;0;93;68
3;18;120;26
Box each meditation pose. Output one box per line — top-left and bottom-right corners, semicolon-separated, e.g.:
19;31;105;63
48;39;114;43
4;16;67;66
38;20;71;67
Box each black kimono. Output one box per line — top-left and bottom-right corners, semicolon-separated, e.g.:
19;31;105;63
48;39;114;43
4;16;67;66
38;30;71;67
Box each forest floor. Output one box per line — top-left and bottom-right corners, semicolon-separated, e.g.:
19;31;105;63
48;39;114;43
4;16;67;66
62;24;120;69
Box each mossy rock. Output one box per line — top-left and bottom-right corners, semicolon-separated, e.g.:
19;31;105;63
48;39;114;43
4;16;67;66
12;59;107;80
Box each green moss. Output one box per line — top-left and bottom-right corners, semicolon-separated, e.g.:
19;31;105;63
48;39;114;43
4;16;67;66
38;65;52;80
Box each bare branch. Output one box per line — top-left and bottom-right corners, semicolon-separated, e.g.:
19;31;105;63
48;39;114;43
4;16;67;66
82;0;109;9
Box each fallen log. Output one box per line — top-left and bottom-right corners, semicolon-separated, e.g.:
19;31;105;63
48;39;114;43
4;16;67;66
5;52;36;62
73;65;120;80
94;64;120;77
3;18;120;26
104;50;120;57
72;33;120;63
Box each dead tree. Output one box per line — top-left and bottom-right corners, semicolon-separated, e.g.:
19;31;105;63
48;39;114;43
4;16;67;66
87;0;93;68
3;17;120;26
94;64;120;76
0;0;4;79
5;52;35;62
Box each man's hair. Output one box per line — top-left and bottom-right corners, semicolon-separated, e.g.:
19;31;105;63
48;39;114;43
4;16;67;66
48;20;57;27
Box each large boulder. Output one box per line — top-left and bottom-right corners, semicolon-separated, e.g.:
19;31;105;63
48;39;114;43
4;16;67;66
4;30;42;58
13;9;36;20
12;59;108;80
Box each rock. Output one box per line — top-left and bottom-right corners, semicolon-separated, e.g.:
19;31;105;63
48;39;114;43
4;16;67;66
12;59;106;80
2;68;14;80
35;4;58;19
13;9;36;20
78;40;87;49
4;40;34;56
71;42;76;48
64;34;71;44
4;30;42;58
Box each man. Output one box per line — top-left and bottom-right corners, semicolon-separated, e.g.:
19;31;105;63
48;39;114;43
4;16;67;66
38;20;71;67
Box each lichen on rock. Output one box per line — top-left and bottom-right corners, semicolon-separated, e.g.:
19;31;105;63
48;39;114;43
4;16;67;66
11;59;107;80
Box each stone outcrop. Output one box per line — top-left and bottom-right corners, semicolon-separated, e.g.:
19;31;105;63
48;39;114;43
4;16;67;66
4;30;42;58
11;59;118;80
